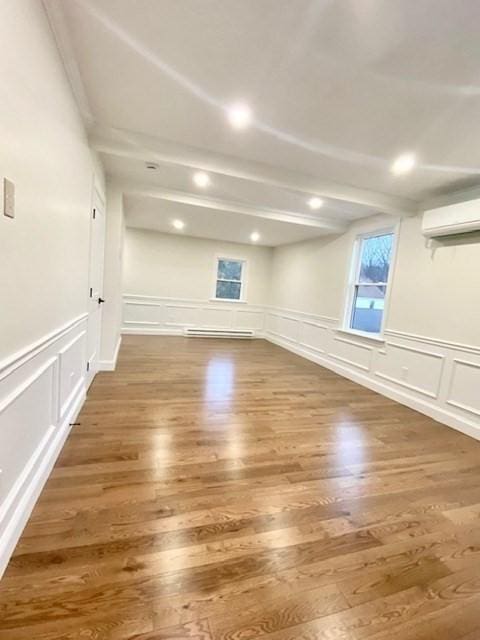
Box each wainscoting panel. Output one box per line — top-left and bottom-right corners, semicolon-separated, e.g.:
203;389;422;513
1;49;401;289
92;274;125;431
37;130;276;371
0;314;88;577
165;304;199;327
447;358;480;417
263;308;480;442
122;296;480;442
0;359;56;522
299;321;329;354
58;330;87;420
375;341;445;399
202;306;233;328
122;294;266;335
124;300;164;326
236;309;265;331
266;312;300;343
329;336;374;372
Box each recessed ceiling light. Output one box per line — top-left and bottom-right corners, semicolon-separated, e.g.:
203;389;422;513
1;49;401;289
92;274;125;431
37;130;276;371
308;197;324;210
227;103;252;129
391;152;416;176
250;231;260;242
172;219;185;230
145;162;158;170
193;171;210;188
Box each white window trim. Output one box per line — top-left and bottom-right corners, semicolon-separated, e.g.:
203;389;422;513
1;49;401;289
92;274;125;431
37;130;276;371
211;255;248;303
341;224;399;340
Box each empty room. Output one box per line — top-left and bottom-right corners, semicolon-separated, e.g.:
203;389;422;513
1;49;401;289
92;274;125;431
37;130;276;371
2;1;480;638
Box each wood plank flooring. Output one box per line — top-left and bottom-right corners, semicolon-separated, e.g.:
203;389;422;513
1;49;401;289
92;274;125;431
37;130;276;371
1;336;480;639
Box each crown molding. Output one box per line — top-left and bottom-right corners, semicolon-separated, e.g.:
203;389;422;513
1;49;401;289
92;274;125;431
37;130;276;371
42;0;93;125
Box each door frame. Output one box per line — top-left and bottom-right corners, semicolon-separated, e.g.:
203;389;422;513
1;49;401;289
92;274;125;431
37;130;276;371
85;187;106;389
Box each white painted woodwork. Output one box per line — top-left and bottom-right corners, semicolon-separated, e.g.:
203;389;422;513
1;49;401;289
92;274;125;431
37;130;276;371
0;316;88;577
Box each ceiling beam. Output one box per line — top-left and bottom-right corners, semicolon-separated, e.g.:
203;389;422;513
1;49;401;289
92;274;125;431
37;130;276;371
122;183;348;233
91;125;419;218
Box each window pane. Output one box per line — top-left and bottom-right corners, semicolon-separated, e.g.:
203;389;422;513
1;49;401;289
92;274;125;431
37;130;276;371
351;285;386;333
217;259;242;281
216;280;241;300
359;234;393;283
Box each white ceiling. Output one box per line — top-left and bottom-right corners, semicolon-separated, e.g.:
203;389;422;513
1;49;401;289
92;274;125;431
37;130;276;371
124;194;336;246
45;0;480;245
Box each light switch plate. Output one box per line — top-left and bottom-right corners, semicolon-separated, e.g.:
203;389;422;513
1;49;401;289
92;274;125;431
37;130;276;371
4;178;15;218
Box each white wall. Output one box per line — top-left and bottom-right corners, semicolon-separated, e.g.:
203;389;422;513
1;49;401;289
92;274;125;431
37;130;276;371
122;228;272;336
270;213;480;345
266;213;480;440
0;1;104;576
124;227;272;303
0;0;104;362
269;233;348;319
388;217;480;345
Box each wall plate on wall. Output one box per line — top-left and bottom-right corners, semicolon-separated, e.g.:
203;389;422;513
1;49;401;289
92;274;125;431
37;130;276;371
3;178;15;218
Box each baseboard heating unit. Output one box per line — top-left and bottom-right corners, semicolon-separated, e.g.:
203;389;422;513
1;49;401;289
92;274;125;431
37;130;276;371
184;328;255;338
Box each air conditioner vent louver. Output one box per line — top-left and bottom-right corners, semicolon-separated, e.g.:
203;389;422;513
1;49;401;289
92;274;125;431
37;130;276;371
184;328;254;339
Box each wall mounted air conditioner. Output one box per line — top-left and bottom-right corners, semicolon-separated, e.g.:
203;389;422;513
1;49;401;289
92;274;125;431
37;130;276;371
422;198;480;238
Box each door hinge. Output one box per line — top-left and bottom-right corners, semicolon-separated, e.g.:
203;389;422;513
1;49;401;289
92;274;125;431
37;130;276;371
86;361;90;372
89;287;93;298
92;208;96;219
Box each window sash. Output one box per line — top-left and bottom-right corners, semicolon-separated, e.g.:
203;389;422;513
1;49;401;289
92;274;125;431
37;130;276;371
352;281;388;287
345;230;395;335
353;233;393;286
214;258;245;300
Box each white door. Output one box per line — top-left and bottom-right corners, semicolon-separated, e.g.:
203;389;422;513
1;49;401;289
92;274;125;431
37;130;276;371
86;189;106;388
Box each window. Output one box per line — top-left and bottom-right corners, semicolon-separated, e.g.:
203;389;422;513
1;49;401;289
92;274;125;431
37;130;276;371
345;230;395;335
214;258;245;301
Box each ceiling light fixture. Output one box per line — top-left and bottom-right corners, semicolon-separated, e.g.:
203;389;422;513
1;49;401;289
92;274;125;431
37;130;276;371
227;103;252;129
308;197;324;210
391;152;416;176
172;219;185;230
193;171;210;188
250;231;260;242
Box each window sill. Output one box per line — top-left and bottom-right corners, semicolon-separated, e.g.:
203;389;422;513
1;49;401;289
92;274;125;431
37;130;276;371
335;327;385;343
209;298;247;304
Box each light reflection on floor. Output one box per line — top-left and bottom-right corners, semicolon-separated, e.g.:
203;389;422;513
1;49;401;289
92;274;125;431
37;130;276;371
333;415;367;468
204;356;245;460
204;356;235;406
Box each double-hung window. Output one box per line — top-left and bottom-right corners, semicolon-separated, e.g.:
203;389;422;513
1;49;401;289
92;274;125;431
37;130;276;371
214;258;245;301
345;230;395;336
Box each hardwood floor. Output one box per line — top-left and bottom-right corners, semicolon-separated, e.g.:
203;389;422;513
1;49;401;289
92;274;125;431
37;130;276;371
1;336;480;639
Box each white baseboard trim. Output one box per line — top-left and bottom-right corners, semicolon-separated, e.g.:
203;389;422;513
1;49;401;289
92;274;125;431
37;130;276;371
266;332;480;442
98;335;122;371
0;382;85;578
